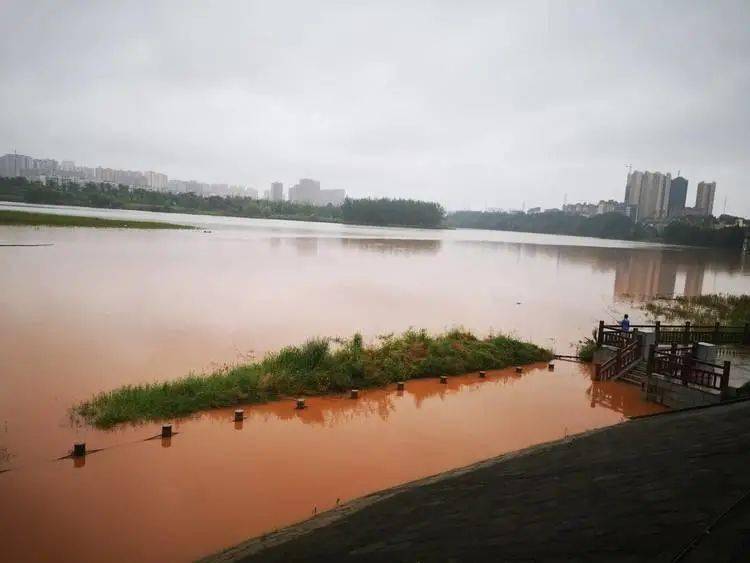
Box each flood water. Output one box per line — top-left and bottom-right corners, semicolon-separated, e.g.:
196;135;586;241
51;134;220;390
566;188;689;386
2;203;750;561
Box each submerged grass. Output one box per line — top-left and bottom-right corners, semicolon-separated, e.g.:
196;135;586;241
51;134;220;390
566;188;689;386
0;209;193;229
75;329;552;428
642;294;750;325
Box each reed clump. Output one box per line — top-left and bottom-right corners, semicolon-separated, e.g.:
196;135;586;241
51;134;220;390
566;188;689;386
75;329;552;427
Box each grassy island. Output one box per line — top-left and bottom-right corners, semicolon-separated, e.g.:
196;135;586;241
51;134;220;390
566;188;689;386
75;329;552;427
0;209;193;229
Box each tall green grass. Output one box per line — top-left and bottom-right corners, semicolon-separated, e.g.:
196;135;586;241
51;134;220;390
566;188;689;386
75;329;552;428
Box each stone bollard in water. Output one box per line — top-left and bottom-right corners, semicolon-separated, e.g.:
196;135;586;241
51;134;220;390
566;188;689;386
515;366;523;374
234;409;244;422
396;381;405;391
295;398;306;410
479;371;486;378
440;376;448;384
350;389;359;399
548;363;555;371
73;442;86;457
161;424;172;438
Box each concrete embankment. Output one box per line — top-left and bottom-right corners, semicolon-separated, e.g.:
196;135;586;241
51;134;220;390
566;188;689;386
205;400;750;562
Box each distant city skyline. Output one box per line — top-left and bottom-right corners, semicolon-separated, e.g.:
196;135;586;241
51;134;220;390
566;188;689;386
0;149;729;219
0;149;348;202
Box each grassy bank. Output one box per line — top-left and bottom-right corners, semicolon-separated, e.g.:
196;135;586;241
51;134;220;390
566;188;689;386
643;294;750;325
0;209;193;229
74;329;552;428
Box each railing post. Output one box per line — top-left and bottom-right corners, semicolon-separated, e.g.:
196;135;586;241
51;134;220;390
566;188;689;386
714;321;721;344
683;350;693;386
655;321;661;346
632;328;640;356
684;321;691;345
616;347;622;374
594;364;601;382
647;344;655;377
597;320;604;347
720;361;731;401
744;323;750;345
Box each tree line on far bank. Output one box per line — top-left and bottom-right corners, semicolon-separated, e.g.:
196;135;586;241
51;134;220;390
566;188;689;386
0;177;446;228
445;210;746;249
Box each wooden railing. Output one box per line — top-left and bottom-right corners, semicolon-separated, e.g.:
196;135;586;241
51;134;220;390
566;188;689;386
598;321;750;348
649;345;730;396
595;336;641;381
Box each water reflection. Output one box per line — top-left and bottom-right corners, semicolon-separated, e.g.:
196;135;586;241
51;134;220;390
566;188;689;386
587;380;649;417
196;365;642;431
270;236;443;257
340;237;442;255
459;240;750;301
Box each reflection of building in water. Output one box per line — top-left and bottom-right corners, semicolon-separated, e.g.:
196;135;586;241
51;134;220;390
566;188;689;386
683;262;705;297
614;250;678;300
288;237;319;257
340;237;442;255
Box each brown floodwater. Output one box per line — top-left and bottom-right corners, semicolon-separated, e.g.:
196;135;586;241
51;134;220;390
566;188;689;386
1;204;749;561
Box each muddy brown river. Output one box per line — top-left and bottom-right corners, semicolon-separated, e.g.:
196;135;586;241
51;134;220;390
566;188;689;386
2;203;749;561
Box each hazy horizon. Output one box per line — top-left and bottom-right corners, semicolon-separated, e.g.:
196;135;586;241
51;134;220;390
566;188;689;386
1;1;748;214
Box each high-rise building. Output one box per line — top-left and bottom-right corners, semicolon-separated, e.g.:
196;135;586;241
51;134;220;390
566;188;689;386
288;178;346;206
636;171;671;220
269;182;284;201
667;176;688;216
0;153;33;177
145;171;168;191
695;181;716;216
624;170;644;209
288;178;320;204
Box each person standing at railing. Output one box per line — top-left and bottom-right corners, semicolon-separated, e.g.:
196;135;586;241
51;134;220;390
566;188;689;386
620;314;631;332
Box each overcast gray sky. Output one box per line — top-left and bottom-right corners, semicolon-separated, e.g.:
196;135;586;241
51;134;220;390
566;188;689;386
1;1;748;213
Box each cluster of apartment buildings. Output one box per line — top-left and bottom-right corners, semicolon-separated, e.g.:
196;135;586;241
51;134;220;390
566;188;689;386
0;152;174;192
283;178;346;206
624;170;716;221
0;152;346;205
259;179;346;206
559;170;718;222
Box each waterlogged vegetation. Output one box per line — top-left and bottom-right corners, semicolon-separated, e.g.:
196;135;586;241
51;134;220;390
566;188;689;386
0;209;192;229
74;329;552;427
577;338;598;362
643;294;750;325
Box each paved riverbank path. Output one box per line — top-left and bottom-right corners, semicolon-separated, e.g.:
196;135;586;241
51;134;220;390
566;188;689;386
212;401;750;562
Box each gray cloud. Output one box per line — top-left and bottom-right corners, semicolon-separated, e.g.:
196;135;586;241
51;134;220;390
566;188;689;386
1;0;748;214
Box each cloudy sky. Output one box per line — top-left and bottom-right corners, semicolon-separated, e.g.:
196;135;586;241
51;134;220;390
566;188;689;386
1;1;748;213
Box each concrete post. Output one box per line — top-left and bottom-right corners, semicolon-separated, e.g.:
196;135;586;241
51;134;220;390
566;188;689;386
597;321;605;347
655;321;661;346
684;321;691;345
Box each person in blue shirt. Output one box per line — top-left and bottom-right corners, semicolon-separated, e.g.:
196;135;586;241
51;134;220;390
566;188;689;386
620;314;631;332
